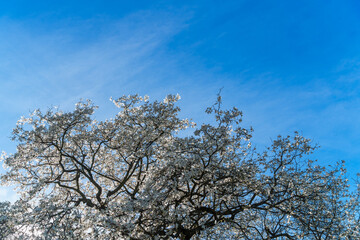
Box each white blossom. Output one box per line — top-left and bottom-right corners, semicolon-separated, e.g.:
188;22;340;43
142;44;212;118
0;94;359;239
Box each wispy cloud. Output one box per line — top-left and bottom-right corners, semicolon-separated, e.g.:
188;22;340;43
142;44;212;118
0;10;190;112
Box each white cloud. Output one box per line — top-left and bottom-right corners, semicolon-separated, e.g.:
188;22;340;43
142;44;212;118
0;10;190;111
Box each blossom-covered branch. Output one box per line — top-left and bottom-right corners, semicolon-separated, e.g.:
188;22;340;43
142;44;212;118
1;94;359;239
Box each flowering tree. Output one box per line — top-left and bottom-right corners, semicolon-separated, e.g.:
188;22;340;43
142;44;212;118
1;94;359;239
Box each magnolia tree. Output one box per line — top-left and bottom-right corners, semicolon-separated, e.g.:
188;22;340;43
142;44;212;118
1;94;359;239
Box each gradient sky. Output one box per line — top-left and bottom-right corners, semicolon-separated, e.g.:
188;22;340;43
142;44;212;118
1;0;360;202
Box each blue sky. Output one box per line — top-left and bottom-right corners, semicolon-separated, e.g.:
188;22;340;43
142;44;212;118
1;0;360;201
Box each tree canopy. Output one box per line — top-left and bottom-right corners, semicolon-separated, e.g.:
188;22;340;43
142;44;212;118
1;94;359;239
